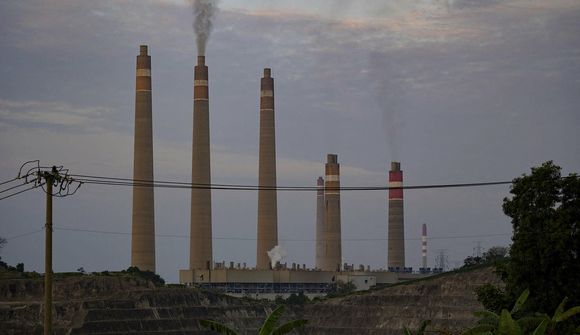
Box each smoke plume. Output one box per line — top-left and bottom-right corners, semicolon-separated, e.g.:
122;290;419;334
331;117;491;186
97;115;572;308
369;52;408;160
191;0;218;56
267;245;287;269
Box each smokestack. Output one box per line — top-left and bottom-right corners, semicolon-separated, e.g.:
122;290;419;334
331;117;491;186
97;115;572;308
322;154;341;271
256;68;278;270
315;176;325;269
189;55;212;270
131;45;155;272
422;223;427;269
388;161;405;269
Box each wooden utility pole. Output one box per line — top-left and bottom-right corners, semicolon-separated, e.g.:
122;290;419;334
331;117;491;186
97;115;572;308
44;175;53;335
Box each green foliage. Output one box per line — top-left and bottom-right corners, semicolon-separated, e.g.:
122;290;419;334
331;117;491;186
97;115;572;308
462;246;508;270
200;305;307;335
259;305;285;335
122;266;165;287
275;292;310;305
468;289;580;335
502;161;580;314
476;284;511;314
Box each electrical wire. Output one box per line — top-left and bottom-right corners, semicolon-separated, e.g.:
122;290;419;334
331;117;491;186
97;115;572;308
71;173;512;192
6;228;44;241
0;183;44;201
0;177;19;186
53;226;512;242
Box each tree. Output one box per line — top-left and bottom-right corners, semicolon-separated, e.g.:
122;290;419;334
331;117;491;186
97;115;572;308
123;266;165;287
0;236;6;251
200;305;307;335
482;246;508;262
467;289;580;335
502;161;580;314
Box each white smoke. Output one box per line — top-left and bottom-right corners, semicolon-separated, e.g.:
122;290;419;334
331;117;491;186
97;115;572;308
190;0;218;55
267;245;287;269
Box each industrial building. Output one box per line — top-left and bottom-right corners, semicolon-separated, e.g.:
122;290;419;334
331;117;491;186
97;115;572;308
131;45;156;272
129;45;435;295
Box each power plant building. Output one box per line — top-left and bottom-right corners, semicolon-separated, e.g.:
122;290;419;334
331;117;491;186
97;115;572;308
256;68;278;270
119;45;437;293
189;56;213;270
131;45;156;272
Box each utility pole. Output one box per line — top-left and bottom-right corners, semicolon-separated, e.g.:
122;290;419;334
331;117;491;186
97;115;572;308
44;173;53;335
19;164;82;335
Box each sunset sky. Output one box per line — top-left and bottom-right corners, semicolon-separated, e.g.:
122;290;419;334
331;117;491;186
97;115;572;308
1;0;579;282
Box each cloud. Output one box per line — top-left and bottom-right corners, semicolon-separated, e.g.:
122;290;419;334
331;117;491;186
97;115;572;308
0;99;122;133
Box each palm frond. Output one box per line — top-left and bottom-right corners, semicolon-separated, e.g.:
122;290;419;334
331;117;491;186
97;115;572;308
259;305;285;335
510;289;529;315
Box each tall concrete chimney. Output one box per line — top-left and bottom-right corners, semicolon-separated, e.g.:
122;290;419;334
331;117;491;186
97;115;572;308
322;154;341;271
190;55;212;270
315;176;325;269
388;161;405;269
422;223;427;269
256;68;278;269
131;45;155;272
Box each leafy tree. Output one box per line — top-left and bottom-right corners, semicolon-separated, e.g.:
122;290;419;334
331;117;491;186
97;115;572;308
467;289;580;335
15;263;24;272
462;256;484;268
200;305;307;335
475;284;511;314
123;266;165;287
482;246;508;262
502;161;580;314
462;246;508;270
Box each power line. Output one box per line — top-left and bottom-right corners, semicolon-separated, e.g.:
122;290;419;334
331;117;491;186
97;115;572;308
71;173;513;192
0;177;19;186
53;226;512;242
6;228;45;241
0;183;44;201
0;179;35;194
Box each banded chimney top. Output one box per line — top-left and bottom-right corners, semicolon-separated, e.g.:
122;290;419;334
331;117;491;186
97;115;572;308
140;45;148;56
197;55;205;66
264;68;271;78
390;161;401;171
327;154;338;164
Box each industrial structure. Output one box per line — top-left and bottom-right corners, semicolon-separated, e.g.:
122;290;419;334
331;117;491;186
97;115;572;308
190;55;213;270
315;176;325;269
256;68;278;270
321;154;342;271
124;45;436;295
422;223;427;270
131;45;156;272
388;161;405;270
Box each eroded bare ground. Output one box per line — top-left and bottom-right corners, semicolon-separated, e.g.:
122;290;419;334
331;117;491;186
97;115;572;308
0;266;501;335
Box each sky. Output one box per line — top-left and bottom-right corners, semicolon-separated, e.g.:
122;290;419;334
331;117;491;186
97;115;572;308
0;0;579;283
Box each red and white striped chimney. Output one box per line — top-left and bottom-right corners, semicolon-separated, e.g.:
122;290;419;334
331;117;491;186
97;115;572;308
388;161;405;270
422;223;427;270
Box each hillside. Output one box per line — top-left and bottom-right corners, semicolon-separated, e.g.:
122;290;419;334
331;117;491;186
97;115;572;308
0;266;501;334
